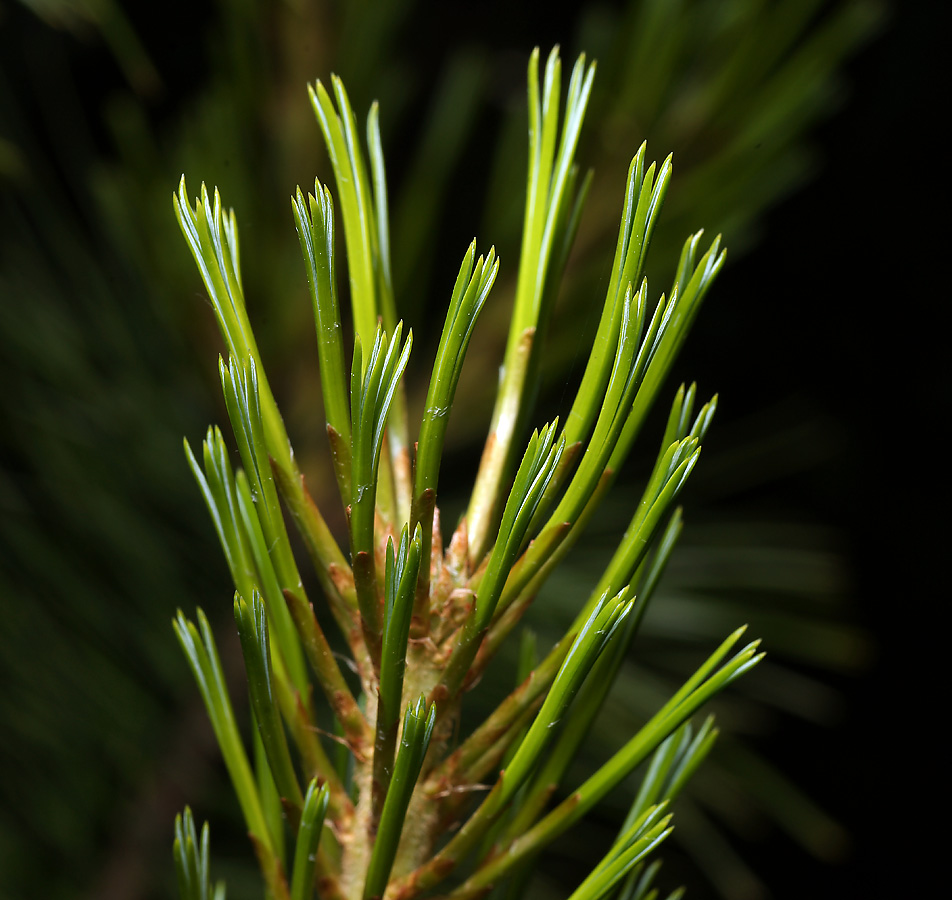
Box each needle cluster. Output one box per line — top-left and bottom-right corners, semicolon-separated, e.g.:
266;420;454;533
171;46;761;900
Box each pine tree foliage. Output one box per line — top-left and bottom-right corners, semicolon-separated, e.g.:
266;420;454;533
172;47;764;900
0;2;881;898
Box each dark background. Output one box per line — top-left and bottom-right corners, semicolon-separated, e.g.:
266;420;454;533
708;3;937;892
0;0;939;897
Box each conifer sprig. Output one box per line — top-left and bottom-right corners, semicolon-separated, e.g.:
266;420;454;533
466;47;596;566
174;808;227;900
172;609;276;864
291;782;331;900
437;633;762;899
350;323;413;670
373;525;424;823
412;242;498;610
292;183;352;502
172;44;763;900
364;697;437;900
235;591;306;823
309;76;412;524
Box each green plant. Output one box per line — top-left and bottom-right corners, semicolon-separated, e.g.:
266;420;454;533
172;45;764;900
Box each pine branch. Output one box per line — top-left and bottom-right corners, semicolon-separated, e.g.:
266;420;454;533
175;178;353;625
292;183;352;504
309;77;412;525
171;43;765;900
466;48;596;566
349;323;413;671
290;780;331;900
363;697;436;899
172;610;276;866
234;591;306;824
438;421;564;702
442;633;763;897
411;241;498;627
173;809;226;900
373;525;424;827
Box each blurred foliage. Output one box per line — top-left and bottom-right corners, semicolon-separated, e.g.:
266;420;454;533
0;1;881;898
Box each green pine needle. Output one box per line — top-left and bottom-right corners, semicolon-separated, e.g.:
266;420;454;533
173;808;227;900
